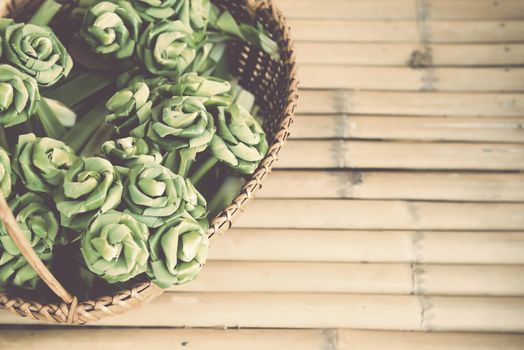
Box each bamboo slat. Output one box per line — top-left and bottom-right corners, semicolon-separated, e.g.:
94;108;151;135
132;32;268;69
3;293;523;331
210;230;524;265
337;329;524;350
258;171;524;201
3;329;524;350
292;115;524;142
290;19;524;43
173;261;524;296
234;200;524;230
300;66;524;91
296;90;524;116
296;43;524;66
277;141;524;170
279;0;524;20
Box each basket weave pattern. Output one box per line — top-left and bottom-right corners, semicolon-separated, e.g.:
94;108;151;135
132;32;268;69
0;0;298;324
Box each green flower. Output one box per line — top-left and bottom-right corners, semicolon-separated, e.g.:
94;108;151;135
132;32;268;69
0;19;73;86
80;0;142;59
101;136;162;170
148;210;209;288
105;82;154;134
55;157;123;230
0;193;59;290
157;72;232;106
0;64;40;127
134;96;215;153
81;211;149;283
136;19;201;77
184;178;207;222
171;72;231;98
13;133;77;194
0;147;13;198
210;103;268;174
123;162;194;228
131;0;178;22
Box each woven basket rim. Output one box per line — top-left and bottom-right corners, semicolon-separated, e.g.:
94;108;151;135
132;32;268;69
0;0;298;324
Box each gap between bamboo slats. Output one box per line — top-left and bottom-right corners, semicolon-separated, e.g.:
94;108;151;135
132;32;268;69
210;229;524;265
296;43;524;66
289;19;524;43
3;293;523;331
258;171;524;202
279;0;524;21
171;261;524;297
296;90;524;116
2;328;524;350
299;66;524;91
233;200;524;230
277;140;524;170
291;115;524;142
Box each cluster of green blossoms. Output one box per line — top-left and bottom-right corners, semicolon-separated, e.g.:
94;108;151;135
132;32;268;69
0;16;72;127
79;0;279;76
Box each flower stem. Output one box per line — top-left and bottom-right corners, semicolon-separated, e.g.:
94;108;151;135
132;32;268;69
43;72;113;108
165;148;198;178
0;127;8;150
189;155;219;185
80;123;114;156
62;102;108;152
29;0;62;26
36;98;66;139
207;176;246;218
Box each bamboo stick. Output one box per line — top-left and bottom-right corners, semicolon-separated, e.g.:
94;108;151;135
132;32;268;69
300;66;524;92
234;199;524;230
279;0;524;21
2;328;524;350
172;261;524;296
296;90;524;116
337;329;524;350
258;171;524;202
277;140;524;170
290;19;524;43
296;43;524;66
3;293;524;331
292;115;524;142
209;230;524;265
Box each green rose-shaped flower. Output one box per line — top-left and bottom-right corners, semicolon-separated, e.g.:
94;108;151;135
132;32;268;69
131;0;177;22
0;193;59;290
123;162;193;228
137;19;200;77
0;64;40;127
13;133;77;194
184;178;207;222
148;211;209;287
102;136;162;170
105;82;154;134
80;0;142;59
134;96;214;152
81;211;149;283
55;157;123;230
210;103;268;174
0;19;73;87
171;72;231;98
0;147;13;198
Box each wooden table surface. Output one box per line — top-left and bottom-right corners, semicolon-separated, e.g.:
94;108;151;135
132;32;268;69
2;0;524;348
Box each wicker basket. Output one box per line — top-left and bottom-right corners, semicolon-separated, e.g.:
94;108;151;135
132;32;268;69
0;0;298;324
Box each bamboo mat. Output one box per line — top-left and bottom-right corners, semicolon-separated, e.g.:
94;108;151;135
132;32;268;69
2;0;524;348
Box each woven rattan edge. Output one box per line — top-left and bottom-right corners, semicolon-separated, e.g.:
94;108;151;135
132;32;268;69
0;282;163;324
207;0;298;238
0;0;298;324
